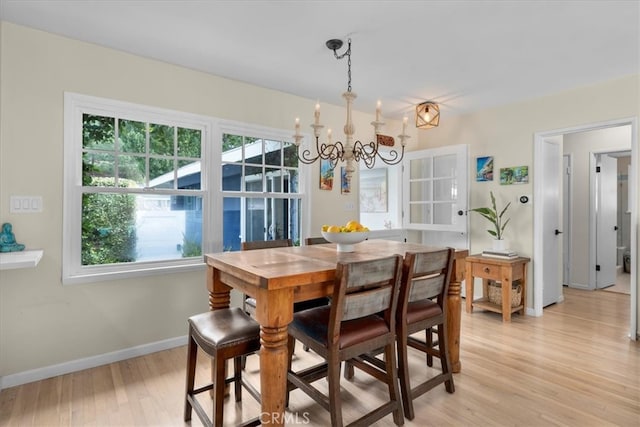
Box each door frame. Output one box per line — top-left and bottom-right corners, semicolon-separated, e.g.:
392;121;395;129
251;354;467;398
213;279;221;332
533;117;637;340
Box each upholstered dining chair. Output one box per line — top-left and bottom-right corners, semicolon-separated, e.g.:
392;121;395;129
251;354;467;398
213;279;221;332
344;247;455;420
396;248;455;419
286;255;405;427
184;307;261;427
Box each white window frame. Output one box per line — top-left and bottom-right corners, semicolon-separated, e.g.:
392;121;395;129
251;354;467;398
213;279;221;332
63;93;214;284
217;120;308;246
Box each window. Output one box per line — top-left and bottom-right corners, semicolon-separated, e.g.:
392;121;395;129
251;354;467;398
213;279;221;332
64;93;212;283
219;126;303;250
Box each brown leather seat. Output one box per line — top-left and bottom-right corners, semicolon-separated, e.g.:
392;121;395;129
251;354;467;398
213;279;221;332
184;308;261;427
286;255;405;427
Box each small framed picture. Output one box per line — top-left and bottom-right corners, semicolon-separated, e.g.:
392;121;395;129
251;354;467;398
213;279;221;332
319;159;334;190
341;167;351;194
476;156;494;181
500;166;529;185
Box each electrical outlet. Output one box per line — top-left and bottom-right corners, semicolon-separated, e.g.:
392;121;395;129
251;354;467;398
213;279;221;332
344;201;355;211
9;196;43;213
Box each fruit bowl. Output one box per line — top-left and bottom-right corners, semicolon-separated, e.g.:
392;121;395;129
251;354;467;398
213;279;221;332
321;230;368;252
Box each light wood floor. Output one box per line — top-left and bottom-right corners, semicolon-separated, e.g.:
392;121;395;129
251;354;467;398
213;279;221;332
1;287;638;426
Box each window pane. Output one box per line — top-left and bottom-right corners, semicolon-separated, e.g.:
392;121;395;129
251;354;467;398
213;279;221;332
434;178;456;201
149;158;174;188
222;197;241;251
119;119;146;153
434;203;454;225
245;166;263;192
410;180;431;202
149;124;175;156
222;163;242;191
177;159;201;190
83;114;114;150
266;168;282;192
83;152;115;186
81;193;203;265
410;158;431;179
286;169;299;193
410;203;432;224
118;155;145;187
264;139;282;166
177;127;201;158
245;137;263;165
283;142;298;167
434;154;456;178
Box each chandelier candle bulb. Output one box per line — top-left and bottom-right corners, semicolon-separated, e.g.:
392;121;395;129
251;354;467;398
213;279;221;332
376;100;381;121
327;128;332;144
314;102;320;125
402;117;408;134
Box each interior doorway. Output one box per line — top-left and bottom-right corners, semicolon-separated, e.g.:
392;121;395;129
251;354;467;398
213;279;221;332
533;117;637;340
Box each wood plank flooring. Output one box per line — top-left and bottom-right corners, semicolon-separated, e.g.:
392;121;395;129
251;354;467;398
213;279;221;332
1;287;638;426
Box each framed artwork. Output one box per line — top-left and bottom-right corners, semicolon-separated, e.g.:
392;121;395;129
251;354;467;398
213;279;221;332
476;156;494;181
340;167;351;194
500;165;529;185
319;159;333;190
359;168;388;212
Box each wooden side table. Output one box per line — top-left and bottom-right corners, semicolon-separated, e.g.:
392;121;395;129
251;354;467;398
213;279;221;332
465;254;530;322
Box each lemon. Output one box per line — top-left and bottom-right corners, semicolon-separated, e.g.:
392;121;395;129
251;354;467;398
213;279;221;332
327;225;341;233
345;220;361;231
321;224;329;232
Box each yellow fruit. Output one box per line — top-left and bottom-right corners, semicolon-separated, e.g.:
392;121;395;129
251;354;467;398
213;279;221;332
345;220;361;231
327;225;341;233
321;224;329;232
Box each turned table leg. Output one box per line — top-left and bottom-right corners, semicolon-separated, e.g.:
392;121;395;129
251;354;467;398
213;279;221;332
448;256;466;373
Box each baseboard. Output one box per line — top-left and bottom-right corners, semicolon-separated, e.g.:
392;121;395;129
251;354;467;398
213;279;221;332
0;335;188;391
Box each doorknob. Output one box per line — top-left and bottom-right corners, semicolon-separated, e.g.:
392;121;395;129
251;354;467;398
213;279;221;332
457;210;464;216
555;229;563;235
614;225;619;231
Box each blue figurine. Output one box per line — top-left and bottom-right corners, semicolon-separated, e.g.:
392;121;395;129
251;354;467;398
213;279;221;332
0;223;25;252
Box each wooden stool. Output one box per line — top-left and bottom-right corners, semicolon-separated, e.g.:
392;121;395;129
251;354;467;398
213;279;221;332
184;308;261;427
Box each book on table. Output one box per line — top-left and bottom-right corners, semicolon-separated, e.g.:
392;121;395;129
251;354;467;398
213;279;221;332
482;249;518;259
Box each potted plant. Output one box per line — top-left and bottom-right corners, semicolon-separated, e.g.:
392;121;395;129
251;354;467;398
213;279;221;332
470;191;511;251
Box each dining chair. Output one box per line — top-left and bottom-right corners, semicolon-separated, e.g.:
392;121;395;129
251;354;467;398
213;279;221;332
396;248;455;419
344;247;455;420
184;307;261;427
286;255;405;427
305;236;329;245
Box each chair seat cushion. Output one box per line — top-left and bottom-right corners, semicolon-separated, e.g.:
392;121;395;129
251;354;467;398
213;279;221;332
290;306;389;349
188;307;260;351
406;299;442;324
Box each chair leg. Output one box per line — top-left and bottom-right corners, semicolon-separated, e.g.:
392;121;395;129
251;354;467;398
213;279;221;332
437;322;455;393
384;342;404;426
184;333;198;421
213;354;227;427
426;328;433;367
327;354;344;427
285;335;296;407
396;327;414;420
234;356;243;402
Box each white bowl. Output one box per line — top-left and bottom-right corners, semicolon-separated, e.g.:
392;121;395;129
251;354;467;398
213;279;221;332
321;230;369;252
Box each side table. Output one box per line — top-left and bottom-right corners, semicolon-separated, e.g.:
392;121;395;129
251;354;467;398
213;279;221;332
465;254;531;322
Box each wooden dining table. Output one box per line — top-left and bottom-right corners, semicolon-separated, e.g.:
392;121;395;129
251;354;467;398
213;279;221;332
205;239;468;426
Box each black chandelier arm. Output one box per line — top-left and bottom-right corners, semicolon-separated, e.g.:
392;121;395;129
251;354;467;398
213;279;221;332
297;137;345;165
351;140;404;168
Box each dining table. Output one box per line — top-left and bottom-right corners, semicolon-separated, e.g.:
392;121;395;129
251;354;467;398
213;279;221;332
205;239;468;426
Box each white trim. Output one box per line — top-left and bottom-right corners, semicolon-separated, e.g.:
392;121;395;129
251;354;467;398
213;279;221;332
533;117;637;340
0;336;187;390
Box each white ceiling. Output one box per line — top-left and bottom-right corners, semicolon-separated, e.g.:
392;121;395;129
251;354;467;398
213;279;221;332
1;0;638;119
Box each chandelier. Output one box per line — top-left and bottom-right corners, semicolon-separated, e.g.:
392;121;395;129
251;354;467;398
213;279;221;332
293;38;410;182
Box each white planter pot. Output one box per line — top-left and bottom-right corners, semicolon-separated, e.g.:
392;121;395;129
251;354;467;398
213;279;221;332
492;239;508;251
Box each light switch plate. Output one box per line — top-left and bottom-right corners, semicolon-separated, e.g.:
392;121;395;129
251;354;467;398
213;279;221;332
9;196;43;213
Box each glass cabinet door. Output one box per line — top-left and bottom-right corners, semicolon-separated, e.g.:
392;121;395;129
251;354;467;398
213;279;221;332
402;144;468;232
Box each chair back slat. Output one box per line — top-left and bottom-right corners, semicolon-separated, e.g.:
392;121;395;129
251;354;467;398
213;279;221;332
343;285;392;321
241;239;292;251
331;254;402;330
401;248;454;309
409;274;446;302
305;236;329;245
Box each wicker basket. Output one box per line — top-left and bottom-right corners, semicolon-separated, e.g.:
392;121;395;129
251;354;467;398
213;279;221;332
488;281;522;307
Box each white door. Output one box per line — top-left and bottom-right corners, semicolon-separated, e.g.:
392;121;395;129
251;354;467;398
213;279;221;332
562;155;571;285
542;138;562;307
596;154;617;288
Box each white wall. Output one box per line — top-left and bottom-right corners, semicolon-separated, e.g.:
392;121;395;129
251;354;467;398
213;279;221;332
563;126;632;286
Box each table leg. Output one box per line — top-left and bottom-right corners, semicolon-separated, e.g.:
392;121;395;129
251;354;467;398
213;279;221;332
502;267;513;322
448;257;466;373
254;288;294;426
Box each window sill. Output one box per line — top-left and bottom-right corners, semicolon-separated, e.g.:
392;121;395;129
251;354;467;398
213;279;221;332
0;249;44;270
62;259;206;285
